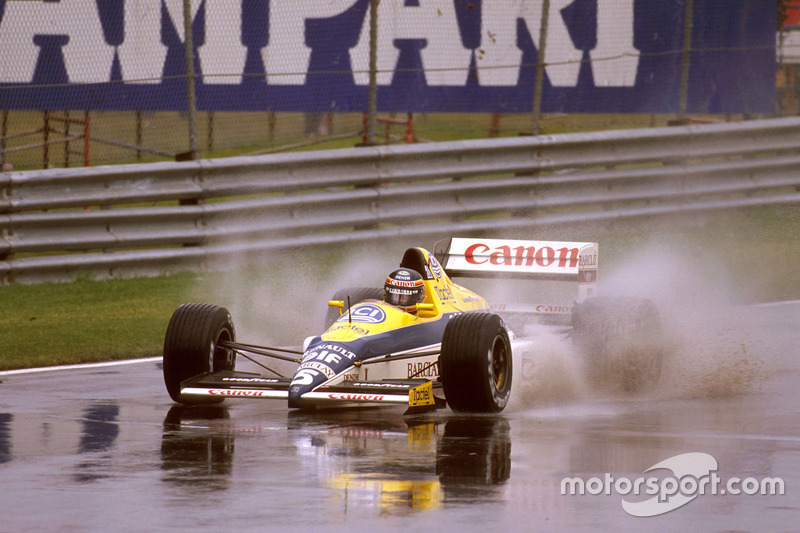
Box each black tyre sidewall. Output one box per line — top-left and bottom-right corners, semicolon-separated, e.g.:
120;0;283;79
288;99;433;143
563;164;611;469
163;303;236;403
440;313;513;413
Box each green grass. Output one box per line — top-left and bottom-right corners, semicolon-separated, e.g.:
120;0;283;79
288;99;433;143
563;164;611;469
1;205;800;371
0;272;202;369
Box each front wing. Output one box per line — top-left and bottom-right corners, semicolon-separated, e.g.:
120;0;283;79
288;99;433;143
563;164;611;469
179;370;442;410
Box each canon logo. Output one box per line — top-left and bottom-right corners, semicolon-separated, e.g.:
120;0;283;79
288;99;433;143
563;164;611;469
465;243;579;268
535;304;572;314
388;279;422;288
208;389;266;397
328;393;385;401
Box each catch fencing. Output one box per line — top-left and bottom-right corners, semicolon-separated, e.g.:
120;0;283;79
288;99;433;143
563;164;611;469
0;1;780;169
2;117;800;284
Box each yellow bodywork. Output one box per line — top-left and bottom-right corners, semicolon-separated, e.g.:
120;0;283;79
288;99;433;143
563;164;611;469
323;247;488;343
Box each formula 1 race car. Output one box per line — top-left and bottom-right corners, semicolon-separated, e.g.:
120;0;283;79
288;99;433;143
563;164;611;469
162;237;662;414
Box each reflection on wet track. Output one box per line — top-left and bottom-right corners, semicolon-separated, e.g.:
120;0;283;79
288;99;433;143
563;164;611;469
158;405;512;515
161;405;234;492
1;303;799;531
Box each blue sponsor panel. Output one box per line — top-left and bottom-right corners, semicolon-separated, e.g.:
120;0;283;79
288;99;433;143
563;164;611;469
0;0;775;113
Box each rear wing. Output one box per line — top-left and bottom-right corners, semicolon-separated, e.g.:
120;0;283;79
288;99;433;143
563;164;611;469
433;237;598;301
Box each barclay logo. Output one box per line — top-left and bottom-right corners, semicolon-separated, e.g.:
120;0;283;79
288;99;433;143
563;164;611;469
561;452;785;517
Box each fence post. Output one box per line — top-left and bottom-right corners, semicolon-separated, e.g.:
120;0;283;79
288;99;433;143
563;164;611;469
136;111;143;161
180;0;199;161
43;110;50;169
676;0;694;124
365;0;378;145
207;111;214;152
64;110;71;167
531;0;550;135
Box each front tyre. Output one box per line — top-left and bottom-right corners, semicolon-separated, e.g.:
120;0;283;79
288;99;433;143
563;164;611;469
163;303;236;403
440;313;513;413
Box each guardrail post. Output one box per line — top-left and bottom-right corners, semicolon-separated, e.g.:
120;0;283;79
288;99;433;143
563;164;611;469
207;112;215;152
268;111;276;145
135;111;143;161
64;110;72;167
43;110;51;169
0;109;7;169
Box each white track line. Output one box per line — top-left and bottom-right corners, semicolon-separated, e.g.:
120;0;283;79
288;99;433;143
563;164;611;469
0;356;161;377
752;299;800;308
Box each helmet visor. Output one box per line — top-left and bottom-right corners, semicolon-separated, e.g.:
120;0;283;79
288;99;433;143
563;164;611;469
385;287;420;308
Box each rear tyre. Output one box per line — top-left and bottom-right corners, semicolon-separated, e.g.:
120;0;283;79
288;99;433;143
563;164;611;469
163;303;236;403
572;297;662;393
440;313;513;413
324;287;384;328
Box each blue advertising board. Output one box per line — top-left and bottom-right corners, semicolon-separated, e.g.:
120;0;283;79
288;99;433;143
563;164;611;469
0;0;776;114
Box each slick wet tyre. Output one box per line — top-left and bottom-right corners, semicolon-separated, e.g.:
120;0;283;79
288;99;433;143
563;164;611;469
163;303;236;403
440;313;513;413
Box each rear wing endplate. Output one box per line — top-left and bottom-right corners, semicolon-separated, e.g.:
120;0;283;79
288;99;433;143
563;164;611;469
433;237;598;300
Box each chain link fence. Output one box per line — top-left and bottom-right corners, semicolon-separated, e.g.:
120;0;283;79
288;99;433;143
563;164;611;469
0;0;781;171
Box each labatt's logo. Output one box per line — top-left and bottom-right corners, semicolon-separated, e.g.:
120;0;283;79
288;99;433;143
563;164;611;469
464;242;579;268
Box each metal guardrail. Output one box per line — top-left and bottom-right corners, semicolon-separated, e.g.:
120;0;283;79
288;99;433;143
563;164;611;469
2;117;800;283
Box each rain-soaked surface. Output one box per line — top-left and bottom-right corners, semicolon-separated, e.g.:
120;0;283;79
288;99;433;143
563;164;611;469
1;302;799;532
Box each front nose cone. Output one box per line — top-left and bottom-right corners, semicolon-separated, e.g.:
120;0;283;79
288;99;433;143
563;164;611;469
287;367;326;409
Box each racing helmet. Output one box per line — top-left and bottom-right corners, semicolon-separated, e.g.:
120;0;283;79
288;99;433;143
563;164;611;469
384;268;425;311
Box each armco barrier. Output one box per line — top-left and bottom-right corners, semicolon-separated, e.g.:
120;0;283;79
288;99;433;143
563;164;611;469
2;117;800;283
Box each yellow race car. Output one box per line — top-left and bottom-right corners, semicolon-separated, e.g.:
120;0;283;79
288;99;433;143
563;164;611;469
163;237;660;414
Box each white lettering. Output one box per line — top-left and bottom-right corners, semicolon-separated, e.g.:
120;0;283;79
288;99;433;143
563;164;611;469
477;0;639;87
290;368;320;386
351;0;472;86
0;0;641;90
262;0;354;85
200;1;248;84
0;0;115;83
304;343;358;361
591;0;639;87
161;0;247;84
117;1;168;83
222;377;279;383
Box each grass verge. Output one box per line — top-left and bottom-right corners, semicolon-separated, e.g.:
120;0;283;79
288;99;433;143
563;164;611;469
0;272;202;369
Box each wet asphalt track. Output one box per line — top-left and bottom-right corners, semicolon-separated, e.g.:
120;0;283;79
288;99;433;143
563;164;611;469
1;302;799;532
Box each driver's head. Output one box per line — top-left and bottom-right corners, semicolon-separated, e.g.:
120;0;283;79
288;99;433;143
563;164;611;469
384;268;425;311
